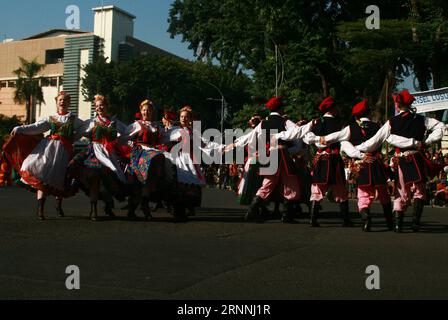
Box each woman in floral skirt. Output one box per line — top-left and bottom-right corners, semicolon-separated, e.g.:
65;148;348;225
69;95;129;221
125;99;170;220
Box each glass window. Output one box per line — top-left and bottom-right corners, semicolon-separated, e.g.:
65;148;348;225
41;78;50;87
7;81;15;88
0;81;7;88
45;49;64;64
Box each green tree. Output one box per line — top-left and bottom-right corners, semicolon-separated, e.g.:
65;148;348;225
407;0;448;90
169;0;448;124
231;103;268;129
168;0;367;120
13;57;45;124
336;19;412;121
82;54;252;127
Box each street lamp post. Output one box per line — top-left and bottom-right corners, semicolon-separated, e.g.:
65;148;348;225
266;36;284;97
205;81;227;135
206;97;226;135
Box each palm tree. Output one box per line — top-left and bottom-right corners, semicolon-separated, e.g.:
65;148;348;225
13;57;45;124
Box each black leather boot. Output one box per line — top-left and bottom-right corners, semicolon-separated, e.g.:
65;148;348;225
141;196;152;220
340;201;353;227
394;211;403;233
89;201;98;221
282;201;299;224
411;199;424;232
104;201;115;218
37;198;46;221
127;202;138;220
272;202;282;219
382;202;393;231
360;208;371;232
246;196;265;222
55;198;64;217
187;207;196;216
154;201;164;212
100;192;115;218
295;201;303;218
310;201;320;227
261;205;270;220
173;204;188;222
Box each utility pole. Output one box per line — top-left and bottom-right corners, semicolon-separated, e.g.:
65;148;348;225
205;81;226;135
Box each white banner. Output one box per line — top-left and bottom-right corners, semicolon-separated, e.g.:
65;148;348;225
411;87;448;113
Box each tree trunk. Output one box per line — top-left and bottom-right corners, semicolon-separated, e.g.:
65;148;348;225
25;100;31;124
432;63;442;89
409;0;430;91
410;0;419;41
30;95;34;123
414;63;430;91
373;70;396;123
431;25;443;90
318;68;329;97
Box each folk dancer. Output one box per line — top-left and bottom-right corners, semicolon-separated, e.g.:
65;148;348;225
167;106;224;221
319;99;419;231
69;95;129;221
125;100;169;220
276;97;352;227
227;97;313;223
7;91;85;220
355;90;444;232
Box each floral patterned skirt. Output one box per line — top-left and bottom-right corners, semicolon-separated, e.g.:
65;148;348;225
129;145;165;185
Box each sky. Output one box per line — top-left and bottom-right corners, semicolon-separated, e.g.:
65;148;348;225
0;0;418;91
0;0;195;60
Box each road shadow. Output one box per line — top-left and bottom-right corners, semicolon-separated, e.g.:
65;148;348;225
40;211;448;233
413;223;448;234
196;207;247;214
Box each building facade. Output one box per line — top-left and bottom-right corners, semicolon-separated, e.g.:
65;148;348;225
0;5;176;122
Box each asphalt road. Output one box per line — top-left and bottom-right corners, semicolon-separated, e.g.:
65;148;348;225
1;186;448;299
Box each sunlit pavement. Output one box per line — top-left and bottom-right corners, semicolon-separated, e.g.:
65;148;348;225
1;186;448;299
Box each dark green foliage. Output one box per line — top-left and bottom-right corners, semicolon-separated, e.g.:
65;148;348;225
169;0;448;124
13;57;45;124
82;55;252;127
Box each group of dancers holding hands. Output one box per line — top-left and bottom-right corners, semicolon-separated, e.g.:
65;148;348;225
3;88;445;232
4;91;220;222
226;89;444;232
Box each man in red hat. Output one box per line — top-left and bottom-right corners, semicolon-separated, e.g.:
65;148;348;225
354;89;444;232
308;97;353;227
318;100;417;231
276;96;353;227
227;96;313;223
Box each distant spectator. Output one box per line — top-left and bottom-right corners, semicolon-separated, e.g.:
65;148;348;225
218;164;228;190
433;151;444;167
229;162;239;191
443;155;448;175
434;172;448;207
